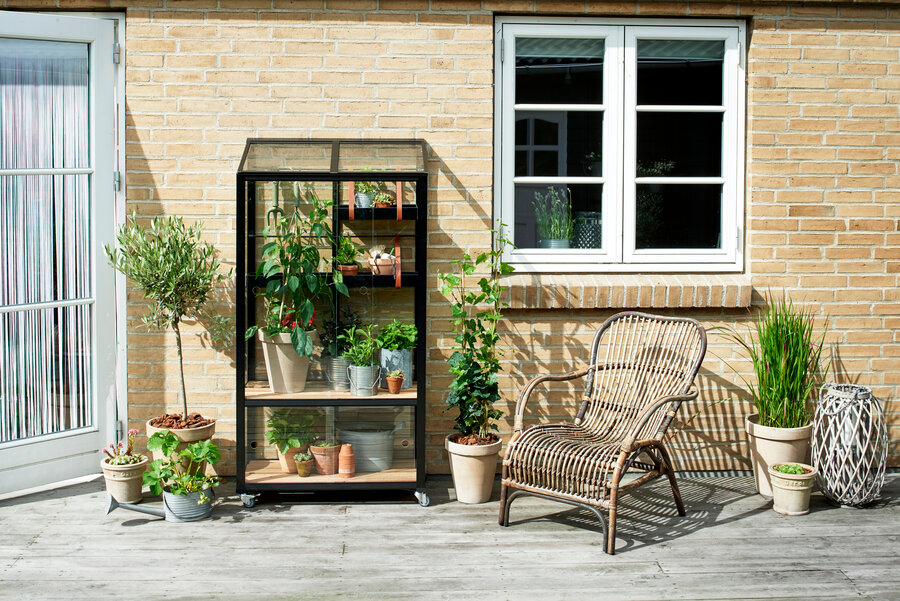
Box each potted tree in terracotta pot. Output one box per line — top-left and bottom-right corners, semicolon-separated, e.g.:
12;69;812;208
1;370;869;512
100;428;148;504
105;212;232;453
265;408;316;473
245;191;348;394
438;224;514;504
722;292;829;497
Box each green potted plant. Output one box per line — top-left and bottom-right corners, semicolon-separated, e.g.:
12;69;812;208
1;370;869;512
143;430;221;522
334;231;363;276
105;212;232;448
309;439;342;475
721;292;829;497
374;190;395;208
320;306;361;392
377;318;416;390
355;180;377;208
438;224;514;504
245;191;348;394
583;151;603;176
100;428;148;504
293;451;314;477
339;324;381;397
265;409;316;473
385;369;405;395
532;187;573;249
768;462;818;516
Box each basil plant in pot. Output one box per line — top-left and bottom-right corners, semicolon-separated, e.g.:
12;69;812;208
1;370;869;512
339;324;381;397
721;292;829;497
144;430;221;522
438;224;514;504
377;318;416;390
105;212;232;451
245;191;348;394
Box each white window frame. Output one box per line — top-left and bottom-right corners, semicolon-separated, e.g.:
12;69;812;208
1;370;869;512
495;17;746;273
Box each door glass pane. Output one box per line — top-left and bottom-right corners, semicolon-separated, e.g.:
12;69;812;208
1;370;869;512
516;37;604;104
635;184;721;249
637;39;724;106
514;183;602;249
0;38;89;170
636;113;722;177
514;112;603;177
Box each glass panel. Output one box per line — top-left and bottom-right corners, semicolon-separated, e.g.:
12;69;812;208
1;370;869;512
514;183;602;249
635;184;721;249
244;405;416;483
0;305;93;442
637;39;724;106
338;142;425;173
514;112;603;177
242;143;332;172
516;37;604;104
0;39;89;170
637;113;722;177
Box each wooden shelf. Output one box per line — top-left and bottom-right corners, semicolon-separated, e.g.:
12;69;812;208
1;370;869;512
245;380;418;403
245;459;416;484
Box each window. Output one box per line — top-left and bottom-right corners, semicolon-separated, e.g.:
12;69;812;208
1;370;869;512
496;19;745;272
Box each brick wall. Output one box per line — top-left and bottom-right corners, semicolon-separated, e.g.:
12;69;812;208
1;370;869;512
5;0;898;474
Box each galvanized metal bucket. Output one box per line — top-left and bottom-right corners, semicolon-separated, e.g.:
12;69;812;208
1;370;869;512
337;422;403;471
348;365;380;397
163;488;214;522
323;355;350;391
539;239;570;249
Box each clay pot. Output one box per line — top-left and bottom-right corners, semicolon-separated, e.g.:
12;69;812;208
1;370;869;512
275;444;309;473
445;434;502;504
101;456;149;504
310;444;341;475
146;419;216;474
374;201;392;208
746;414;812;497
294;457;314;477
368;257;394;275
339;444;356;479
768;462;817;516
258;331;312;394
337;264;359;276
386;376;404;394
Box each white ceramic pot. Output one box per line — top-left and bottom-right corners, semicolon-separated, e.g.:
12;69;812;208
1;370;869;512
101;456;149;504
746;414;812;497
259;330;313;394
768;462;817;516
445;434;502;504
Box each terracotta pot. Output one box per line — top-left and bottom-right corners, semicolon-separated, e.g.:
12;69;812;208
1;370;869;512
310;444;341;475
337;263;359;276
374;201;392;208
275;444;309;473
746;414;812;497
146;419;216;474
768;462;817;516
294;458;314;477
445;434;502;504
258;330;313;394
101;456;149;504
368;257;394;275
386;376;403;394
339;444;356;479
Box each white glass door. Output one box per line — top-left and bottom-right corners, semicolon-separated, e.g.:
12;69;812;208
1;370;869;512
0;12;116;493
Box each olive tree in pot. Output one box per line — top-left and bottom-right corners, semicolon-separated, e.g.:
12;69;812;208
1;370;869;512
245;192;348;394
105;212;232;454
339;324;381;397
377;318;416;390
438;225;514;504
721;292;829;497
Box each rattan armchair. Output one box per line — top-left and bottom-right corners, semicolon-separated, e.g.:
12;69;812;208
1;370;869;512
499;312;707;554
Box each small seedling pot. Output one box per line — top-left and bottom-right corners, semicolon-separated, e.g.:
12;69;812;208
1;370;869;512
294;457;314;477
386;376;404;394
768;462;817;516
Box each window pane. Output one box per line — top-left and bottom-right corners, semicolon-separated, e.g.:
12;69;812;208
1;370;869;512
515;112;604;177
514;183;602;249
637;113;722;177
637;39;723;106
635;184;721;249
516;37;604;104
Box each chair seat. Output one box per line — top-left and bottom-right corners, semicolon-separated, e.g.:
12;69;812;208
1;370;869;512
504;423;625;502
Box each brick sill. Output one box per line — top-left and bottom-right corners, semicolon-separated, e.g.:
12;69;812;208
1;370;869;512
502;274;752;310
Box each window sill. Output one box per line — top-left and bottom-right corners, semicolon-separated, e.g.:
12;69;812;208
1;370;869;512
502;273;752;310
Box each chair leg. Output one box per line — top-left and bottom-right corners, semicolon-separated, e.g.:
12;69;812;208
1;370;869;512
658;444;686;516
606;487;618;555
498;465;509;526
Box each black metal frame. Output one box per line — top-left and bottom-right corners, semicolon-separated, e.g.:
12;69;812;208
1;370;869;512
236;139;428;500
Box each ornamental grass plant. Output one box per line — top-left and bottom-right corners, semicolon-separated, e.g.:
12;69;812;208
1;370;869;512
532;186;573;242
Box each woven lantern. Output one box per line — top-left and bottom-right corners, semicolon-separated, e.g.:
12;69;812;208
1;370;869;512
811;384;887;507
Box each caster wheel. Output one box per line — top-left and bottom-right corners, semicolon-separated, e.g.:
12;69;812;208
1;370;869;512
415;490;430;507
240;494;257;508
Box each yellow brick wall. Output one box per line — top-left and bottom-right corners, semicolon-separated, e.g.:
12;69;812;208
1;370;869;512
4;0;898;474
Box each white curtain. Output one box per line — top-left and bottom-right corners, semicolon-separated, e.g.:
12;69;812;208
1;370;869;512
0;38;92;443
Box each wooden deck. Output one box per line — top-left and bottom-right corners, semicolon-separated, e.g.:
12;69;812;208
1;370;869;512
0;473;897;600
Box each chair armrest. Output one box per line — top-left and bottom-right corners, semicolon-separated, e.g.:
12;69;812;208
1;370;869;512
514;367;591;432
619;388;699;452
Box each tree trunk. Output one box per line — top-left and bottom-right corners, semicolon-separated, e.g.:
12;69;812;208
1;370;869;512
173;321;188;420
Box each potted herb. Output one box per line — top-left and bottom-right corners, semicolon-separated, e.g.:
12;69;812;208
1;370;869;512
377;318;416;390
374;190;395;208
768;462;818;515
368;245;395;275
143;430;221;522
438;224;514;504
100;428;148;504
105;212;232;448
245;191;348;394
385;369;405;395
320;306;361;392
339;324;381;397
293;451;314;477
355;180;377;208
309;439;342;475
721;292;829;497
532;187;573;249
334;231;363;276
265;409;316;473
